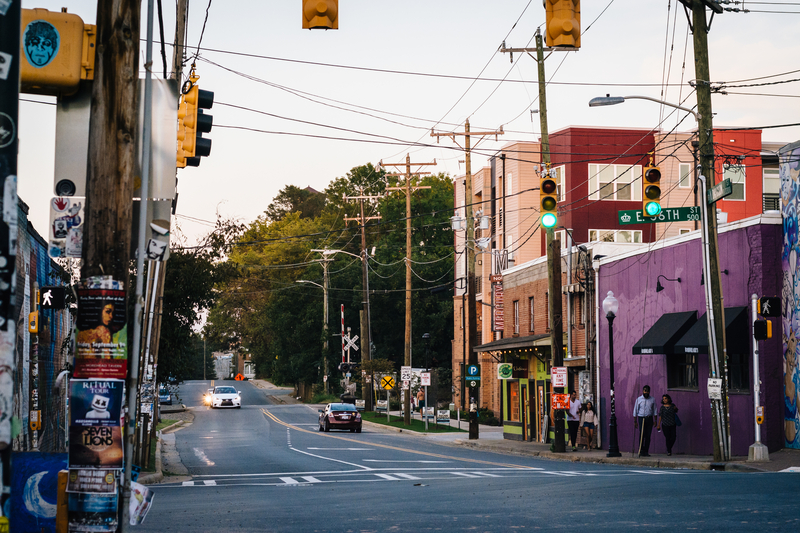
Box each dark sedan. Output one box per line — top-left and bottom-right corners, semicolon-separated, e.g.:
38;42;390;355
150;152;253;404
318;403;362;433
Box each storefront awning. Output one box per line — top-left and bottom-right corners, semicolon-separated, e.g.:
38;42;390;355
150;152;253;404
474;333;550;353
673;306;749;354
632;311;697;355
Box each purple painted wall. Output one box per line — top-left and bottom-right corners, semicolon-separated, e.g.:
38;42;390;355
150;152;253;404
598;219;783;456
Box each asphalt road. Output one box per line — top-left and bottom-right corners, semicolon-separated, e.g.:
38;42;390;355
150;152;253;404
137;380;800;532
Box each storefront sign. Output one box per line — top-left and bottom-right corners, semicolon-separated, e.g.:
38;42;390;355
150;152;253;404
492;281;504;331
497;363;513;379
512;358;527;379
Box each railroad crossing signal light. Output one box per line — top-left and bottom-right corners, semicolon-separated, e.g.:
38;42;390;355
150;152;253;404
302;0;338;29
338;363;351;373
753;319;772;340
177;72;214;168
540;171;558;229
643;165;662;217
545;0;581;49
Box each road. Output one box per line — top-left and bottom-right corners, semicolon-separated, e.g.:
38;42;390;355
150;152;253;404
137;380;800;532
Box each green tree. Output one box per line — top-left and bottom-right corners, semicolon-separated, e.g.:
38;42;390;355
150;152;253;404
264;184;326;222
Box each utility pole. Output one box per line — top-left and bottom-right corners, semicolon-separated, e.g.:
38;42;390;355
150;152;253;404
343;188;382;411
432;122;503;439
383;155;434;425
501;29;565;451
689;0;730;462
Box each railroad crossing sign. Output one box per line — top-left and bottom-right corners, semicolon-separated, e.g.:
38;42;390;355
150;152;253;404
380;375;395;390
343;333;359;352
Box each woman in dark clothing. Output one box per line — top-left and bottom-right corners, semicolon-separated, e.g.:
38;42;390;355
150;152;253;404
657;394;679;456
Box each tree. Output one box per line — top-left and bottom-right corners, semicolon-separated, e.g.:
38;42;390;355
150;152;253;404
264;184;326;222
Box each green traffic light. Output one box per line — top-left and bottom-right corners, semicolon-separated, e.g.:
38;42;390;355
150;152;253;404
644;201;662;217
541;212;557;228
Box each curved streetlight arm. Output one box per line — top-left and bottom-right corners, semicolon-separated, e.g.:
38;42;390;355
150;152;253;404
296;279;323;289
311;248;363;260
589;95;700;122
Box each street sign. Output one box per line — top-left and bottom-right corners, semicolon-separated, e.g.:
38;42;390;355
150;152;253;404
552;393;569;410
343;334;359;351
707;178;732;204
708;378;722;400
400;366;412;381
421;372;431;386
402;380;409;390
380;375;395;390
618;206;700;225
468;380;478;388
465;364;480;381
552;367;567;388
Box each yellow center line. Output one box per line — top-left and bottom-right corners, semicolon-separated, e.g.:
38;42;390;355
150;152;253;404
261;408;534;469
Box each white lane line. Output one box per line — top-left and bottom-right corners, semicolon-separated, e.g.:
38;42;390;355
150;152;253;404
543;471;580;477
280;477;300;484
375;474;402;481
203;480;216;486
301;476;322;483
308;448;373;451
450;472;480;478
629;470;674;475
393;473;421;480
182;481;194;486
471;472;501;477
362;459;449;463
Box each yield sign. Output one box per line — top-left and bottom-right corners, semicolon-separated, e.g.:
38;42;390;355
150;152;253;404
343;334;359;351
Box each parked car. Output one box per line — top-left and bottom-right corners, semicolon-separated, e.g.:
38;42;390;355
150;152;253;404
209;386;241;409
159;386;171;405
318;403;362;433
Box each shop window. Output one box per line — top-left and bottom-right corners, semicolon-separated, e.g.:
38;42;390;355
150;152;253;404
509;381;520;421
667;354;698;389
728;352;750;392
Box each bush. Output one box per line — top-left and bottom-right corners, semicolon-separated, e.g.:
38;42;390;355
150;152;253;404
311;393;339;404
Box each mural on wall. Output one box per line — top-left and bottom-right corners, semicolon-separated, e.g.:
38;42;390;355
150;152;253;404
780;140;800;449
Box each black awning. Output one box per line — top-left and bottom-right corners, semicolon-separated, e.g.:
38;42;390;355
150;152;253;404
632;311;697;355
474;333;550;353
673;306;749;354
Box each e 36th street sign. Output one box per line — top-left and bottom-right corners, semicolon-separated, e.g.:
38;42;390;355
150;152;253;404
618;206;700;225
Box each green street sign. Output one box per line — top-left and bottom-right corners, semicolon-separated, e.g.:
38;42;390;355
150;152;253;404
707;178;733;204
618;206;701;225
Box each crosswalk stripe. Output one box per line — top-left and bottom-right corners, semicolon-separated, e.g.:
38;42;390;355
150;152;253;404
375;474;402;481
450;472;480;478
393;473;421;480
301;476;322;483
471;472;501;477
203;480;216;486
280;477;300;484
182;481;194;486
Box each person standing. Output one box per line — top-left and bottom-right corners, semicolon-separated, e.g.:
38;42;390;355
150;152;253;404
633;385;657;457
581;401;597;450
567;391;581;451
657;394;679;456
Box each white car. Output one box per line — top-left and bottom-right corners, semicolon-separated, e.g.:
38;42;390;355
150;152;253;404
209;386;242;409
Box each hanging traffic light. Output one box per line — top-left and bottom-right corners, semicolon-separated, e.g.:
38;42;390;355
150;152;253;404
302;0;338;29
540;169;558;229
643;164;662;217
177;70;214;168
545;0;581;49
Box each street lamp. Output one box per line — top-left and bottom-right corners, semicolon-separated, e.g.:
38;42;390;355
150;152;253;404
602;291;621;458
297;279;329;393
588;94;700;122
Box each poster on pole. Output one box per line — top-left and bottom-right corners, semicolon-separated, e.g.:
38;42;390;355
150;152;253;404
73;287;128;379
69;379;124;427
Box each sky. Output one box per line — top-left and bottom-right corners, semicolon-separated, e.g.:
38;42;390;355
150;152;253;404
17;0;800;247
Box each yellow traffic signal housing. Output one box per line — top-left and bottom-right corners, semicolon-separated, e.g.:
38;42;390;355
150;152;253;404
545;0;581;49
642;165;662;217
540;170;558;229
177;71;214;168
20;8;95;96
753;319;772;340
302;0;338;29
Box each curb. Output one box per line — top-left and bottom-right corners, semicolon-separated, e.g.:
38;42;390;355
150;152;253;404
136;438;163;485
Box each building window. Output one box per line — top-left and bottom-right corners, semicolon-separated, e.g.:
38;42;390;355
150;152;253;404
679;228;692;235
507;172;513;196
589;229;642;243
589;164;642;201
509;381;520;421
507;234;514;260
552;165;565;201
763;167;780;212
529;297;535;332
724;165;746;200
679;163;691;188
553;229;568;249
513;300;520;334
667;354;698;389
728;352;749;392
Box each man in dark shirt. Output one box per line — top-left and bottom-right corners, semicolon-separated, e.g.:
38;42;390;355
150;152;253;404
633;385;657;456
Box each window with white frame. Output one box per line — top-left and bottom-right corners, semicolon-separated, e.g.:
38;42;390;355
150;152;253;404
679;163;691;188
507;172;513;196
763;167;779;195
589;229;642;243
507;234;514;260
679;228;692;235
552;165;565;201
724;165;746;200
513;300;520;334
553;229;568;249
589;164;642;201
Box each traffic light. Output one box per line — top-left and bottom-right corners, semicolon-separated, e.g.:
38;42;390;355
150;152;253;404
540;169;558;229
338;362;351;373
545;0;581;49
753;319;772;340
302;0;338;29
177;71;214;168
642;164;662;217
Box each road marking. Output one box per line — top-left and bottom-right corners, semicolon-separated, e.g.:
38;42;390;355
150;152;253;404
362;459;449;463
280;477;300;484
375;474;402;481
450;472;481;478
301;476;322;483
193;447;215;466
308;448;373;451
629;470;676;475
393;473;421;480
182;481;194;486
471;472;501;477
203;480;216;486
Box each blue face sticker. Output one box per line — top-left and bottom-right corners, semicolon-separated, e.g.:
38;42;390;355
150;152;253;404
23;20;60;68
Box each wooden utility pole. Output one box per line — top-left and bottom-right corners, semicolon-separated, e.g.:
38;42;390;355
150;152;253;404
689;0;729;462
343;188;382;410
383;155;435;425
432;122;503;439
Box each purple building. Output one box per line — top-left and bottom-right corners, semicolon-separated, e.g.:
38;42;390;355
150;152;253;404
596;213;783;456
